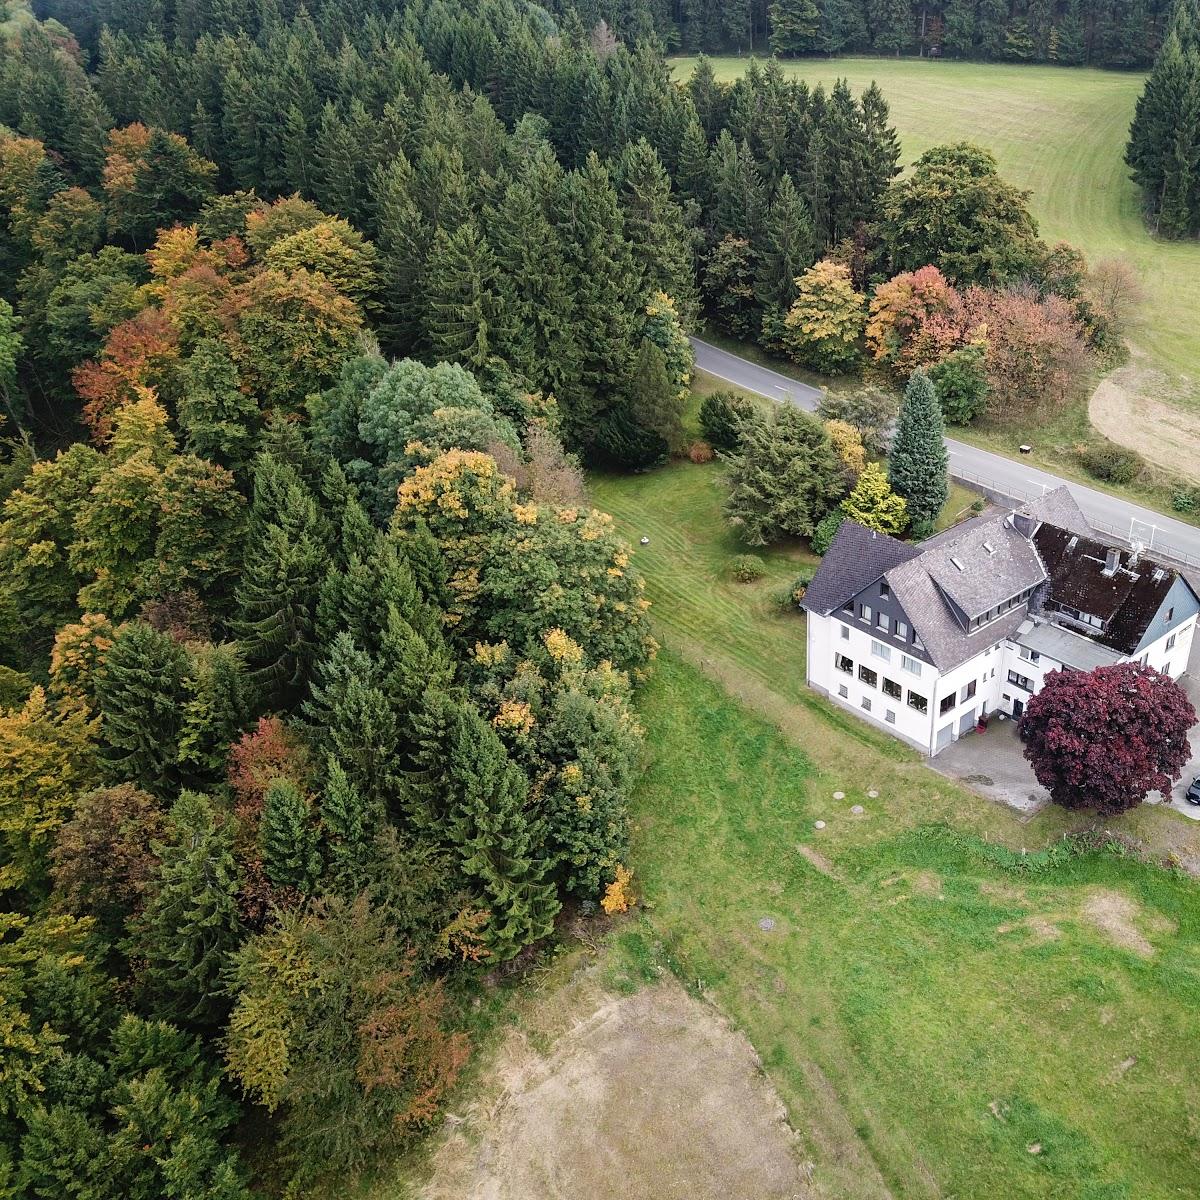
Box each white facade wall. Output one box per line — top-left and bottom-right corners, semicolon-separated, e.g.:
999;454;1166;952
1135;615;1196;679
808;614;1005;755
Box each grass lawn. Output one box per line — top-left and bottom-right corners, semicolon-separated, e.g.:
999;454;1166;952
628;651;1200;1198
672;57;1200;394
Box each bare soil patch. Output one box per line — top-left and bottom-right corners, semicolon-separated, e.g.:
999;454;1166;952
996;914;1062;943
419;978;816;1200
796;844;840;880
1089;354;1200;476
1080;889;1156;957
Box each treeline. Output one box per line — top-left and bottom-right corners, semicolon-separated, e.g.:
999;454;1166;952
563;0;1173;65
1126;0;1200;237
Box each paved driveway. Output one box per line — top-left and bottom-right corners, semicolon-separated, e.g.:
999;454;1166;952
932;652;1200;821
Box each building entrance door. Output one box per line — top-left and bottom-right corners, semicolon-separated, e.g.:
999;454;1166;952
1012;698;1024;719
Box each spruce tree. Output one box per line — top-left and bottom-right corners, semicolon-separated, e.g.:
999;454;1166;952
94;622;190;796
259;777;321;894
756;174;817;313
234;457;326;710
318;756;378;895
131;792;242;1027
423;219;499;370
615;139;698;320
768;0;820;55
177;642;251;791
888;370;949;530
446;704;559;962
626;337;687;455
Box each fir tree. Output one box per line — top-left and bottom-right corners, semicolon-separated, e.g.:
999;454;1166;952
446;704;559;961
769;0;820;54
17;1104;114;1198
258;776;321;893
887;370;949;529
131;791;242;1027
423;219;499;370
94;622;189;796
626;337;687;454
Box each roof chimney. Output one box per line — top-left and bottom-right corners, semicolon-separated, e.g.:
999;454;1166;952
1102;547;1120;577
1011;510;1037;539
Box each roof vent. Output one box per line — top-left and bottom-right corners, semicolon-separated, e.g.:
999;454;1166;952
950;556;965;571
1066;536;1078;552
1153;567;1166;583
1129;540;1144;568
983;541;995;555
1102;547;1120;577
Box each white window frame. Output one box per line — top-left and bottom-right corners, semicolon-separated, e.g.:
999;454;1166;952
871;640;892;662
901;654;922;676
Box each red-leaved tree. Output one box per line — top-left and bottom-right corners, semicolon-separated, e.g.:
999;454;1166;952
1019;663;1195;814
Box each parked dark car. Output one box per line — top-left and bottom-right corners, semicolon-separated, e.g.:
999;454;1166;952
1185;777;1200;806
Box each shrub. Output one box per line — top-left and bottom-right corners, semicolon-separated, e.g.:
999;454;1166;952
687;440;715;464
789;565;816;605
909;517;937;541
1172;486;1200;513
730;554;766;583
928;343;989;424
699;390;757;451
1080;442;1144;485
811;510;846;555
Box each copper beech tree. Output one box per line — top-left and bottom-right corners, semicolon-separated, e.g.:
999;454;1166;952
1019;663;1196;815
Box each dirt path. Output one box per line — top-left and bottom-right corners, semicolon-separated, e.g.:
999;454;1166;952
1088;350;1200;477
419;978;819;1200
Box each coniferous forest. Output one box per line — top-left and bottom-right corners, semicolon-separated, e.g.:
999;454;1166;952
1126;0;1200;237
0;0;1160;1193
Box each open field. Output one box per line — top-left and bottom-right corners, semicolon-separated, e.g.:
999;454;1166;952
673;57;1200;476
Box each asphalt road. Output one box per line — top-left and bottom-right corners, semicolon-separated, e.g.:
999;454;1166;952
692;337;1200;569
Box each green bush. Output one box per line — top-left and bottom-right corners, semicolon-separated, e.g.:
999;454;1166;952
699;390;759;452
730;553;766;583
789;565;817;605
928;344;989;424
1172;486;1200;513
909;516;937;541
1080;442;1144;485
810;510;845;555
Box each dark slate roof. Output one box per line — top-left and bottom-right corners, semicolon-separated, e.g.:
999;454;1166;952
801;520;920;616
1033;524;1179;655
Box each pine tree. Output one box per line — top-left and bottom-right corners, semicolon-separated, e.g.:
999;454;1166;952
841;461;908;534
131;791;242;1027
258;777;321;893
234;457;326;710
94;622;189;796
887;370;948;530
446;704;559;961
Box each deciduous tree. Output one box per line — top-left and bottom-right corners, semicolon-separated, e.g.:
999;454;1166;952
1020;663;1195;814
782;260;866;375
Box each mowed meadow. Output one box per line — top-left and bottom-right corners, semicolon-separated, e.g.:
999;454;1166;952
671;57;1200;401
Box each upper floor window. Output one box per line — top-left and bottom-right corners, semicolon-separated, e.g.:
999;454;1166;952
877;612;890;633
895;620;908;640
901;654;922;676
880;581;891;599
860;603;872;624
961;679;977;702
840;623;850;640
1008;670;1034;691
939;693;956;715
1167;633;1177;651
1167;607;1174;622
871;640;891;662
1019;647;1040;664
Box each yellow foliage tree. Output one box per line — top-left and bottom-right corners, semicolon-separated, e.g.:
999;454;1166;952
840;461;908;537
824;419;867;478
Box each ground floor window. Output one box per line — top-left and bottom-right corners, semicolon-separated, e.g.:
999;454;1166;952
882;678;902;699
907;691;928;713
836;653;853;674
939;693;956;715
858;665;878;688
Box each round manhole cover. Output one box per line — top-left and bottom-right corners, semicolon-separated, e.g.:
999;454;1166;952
758;917;776;932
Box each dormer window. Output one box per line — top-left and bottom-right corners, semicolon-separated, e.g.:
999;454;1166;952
950;556;965;571
983;541;995;556
880;580;891;599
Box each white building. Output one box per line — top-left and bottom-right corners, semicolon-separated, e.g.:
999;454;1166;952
802;487;1200;756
